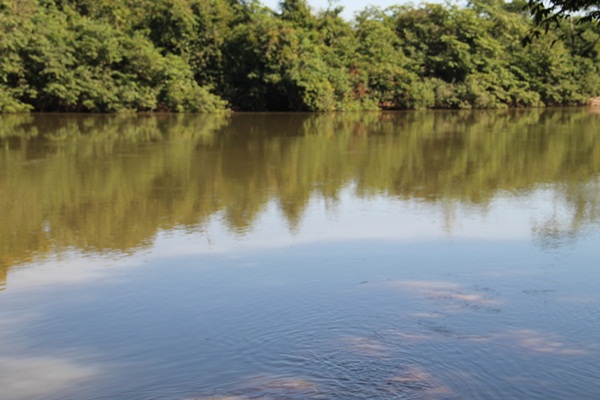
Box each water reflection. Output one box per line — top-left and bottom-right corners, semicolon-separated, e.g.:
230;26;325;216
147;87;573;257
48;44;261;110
0;355;99;399
1;110;600;286
0;236;598;399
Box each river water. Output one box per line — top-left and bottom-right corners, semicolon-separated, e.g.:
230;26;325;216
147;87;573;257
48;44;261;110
1;110;599;399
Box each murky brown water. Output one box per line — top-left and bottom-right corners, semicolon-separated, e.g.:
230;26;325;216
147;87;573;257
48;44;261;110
1;110;600;399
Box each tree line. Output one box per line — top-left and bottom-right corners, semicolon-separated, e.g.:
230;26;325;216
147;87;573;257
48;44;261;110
1;0;599;112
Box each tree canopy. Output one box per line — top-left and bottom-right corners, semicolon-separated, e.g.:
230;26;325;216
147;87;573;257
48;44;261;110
1;0;599;112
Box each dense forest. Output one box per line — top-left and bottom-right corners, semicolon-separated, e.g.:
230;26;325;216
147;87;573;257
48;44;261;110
1;0;600;112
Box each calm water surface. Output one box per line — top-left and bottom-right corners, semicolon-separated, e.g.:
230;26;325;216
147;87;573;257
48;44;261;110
1;110;600;399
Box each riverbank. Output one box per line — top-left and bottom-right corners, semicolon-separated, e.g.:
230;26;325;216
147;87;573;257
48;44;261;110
2;0;600;113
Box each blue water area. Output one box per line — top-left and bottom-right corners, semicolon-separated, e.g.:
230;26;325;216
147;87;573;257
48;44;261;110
1;237;599;400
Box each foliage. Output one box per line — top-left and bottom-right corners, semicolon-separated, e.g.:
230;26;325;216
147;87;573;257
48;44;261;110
0;0;227;112
0;0;599;112
524;0;600;44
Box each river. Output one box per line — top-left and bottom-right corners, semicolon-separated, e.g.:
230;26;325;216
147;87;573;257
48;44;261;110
1;110;599;399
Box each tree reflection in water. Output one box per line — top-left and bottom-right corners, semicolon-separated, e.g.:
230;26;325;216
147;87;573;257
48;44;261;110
1;109;600;284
